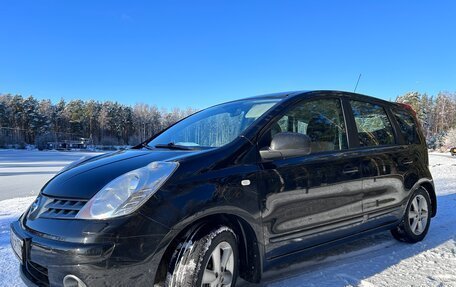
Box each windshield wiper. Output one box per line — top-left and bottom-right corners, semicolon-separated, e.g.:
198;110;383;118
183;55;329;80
137;142;154;150
154;143;195;150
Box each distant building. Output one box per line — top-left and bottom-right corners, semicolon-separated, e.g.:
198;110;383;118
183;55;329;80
46;138;91;150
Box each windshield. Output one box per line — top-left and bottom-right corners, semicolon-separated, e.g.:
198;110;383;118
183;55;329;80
147;99;280;148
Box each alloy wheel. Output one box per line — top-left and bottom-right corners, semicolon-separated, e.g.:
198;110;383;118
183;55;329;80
202;241;234;287
408;194;429;235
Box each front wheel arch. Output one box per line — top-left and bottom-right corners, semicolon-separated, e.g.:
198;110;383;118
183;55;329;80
154;213;262;285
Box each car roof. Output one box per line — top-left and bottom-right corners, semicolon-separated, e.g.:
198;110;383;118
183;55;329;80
242;90;396;107
240;91;304;100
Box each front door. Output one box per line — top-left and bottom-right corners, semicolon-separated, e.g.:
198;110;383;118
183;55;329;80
257;96;365;260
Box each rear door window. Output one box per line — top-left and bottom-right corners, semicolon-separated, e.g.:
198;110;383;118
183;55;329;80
392;108;421;144
350;100;395;147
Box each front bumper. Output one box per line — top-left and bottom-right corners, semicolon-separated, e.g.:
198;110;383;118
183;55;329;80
10;219;169;287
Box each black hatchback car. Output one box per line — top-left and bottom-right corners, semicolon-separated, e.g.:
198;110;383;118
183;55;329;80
11;90;436;287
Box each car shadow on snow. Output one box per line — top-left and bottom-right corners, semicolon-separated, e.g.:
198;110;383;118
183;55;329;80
239;193;456;287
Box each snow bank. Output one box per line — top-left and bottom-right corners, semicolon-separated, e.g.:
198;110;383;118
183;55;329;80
0;197;34;287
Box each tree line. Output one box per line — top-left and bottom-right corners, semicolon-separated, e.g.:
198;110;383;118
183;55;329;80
1;91;456;150
0;94;197;148
395;91;456;150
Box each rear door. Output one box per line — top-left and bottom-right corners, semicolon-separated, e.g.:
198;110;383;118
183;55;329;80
258;95;365;259
348;100;405;226
390;106;429;197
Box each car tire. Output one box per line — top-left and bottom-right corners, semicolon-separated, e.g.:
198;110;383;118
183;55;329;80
391;187;432;243
167;225;239;287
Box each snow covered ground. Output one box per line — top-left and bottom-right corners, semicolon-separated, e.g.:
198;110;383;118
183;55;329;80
0;150;101;286
0;150;99;201
0;150;455;287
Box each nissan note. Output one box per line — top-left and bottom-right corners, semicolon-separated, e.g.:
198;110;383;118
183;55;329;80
11;90;436;287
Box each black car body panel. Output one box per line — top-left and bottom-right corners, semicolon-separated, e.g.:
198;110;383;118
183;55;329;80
11;90;436;287
42;149;206;199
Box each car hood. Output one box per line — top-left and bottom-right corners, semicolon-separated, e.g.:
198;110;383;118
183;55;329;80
42;149;202;199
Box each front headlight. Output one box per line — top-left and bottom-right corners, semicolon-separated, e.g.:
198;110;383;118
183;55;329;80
76;161;179;220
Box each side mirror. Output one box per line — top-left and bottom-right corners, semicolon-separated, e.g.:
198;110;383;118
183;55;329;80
260;132;311;160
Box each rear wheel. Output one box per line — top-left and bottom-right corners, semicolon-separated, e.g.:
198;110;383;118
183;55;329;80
391;187;431;243
167;226;238;287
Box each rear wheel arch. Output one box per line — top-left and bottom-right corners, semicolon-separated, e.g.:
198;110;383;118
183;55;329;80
154;213;262;285
420;181;437;217
392;187;432;243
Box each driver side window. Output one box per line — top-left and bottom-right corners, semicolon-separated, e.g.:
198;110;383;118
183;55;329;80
260;98;348;154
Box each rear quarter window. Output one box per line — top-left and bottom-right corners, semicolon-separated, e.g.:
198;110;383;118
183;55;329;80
392;108;421;144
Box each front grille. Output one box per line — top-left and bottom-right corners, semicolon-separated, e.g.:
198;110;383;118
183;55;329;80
25;260;50;286
40;197;87;219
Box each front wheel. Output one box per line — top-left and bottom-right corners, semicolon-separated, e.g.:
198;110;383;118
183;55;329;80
391;187;431;243
167;226;239;287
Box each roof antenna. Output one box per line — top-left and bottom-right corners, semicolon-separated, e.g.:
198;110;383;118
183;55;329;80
353;73;362;93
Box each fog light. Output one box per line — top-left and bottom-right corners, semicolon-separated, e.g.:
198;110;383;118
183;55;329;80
63;275;87;287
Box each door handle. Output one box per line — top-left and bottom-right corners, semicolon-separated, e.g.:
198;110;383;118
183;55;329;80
401;159;414;165
343;167;359;174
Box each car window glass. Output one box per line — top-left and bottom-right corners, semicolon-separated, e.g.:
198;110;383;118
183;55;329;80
261;98;348;153
350;100;395;146
392;108;421;144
